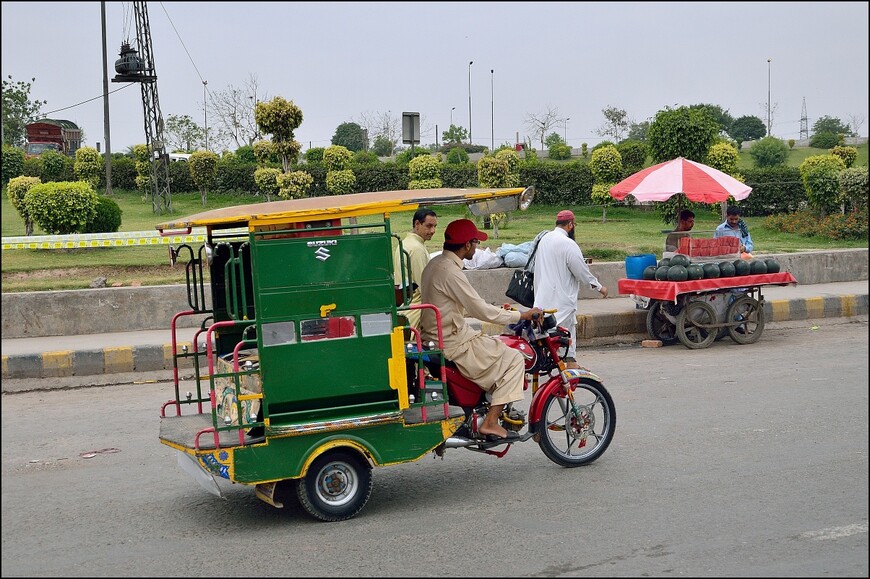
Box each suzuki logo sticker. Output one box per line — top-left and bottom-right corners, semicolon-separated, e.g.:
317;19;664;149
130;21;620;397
314;247;331;261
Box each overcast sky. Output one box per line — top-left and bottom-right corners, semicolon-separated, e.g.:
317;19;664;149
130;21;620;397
2;1;868;153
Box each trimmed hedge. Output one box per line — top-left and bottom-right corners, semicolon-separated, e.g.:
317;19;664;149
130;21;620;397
741;166;806;215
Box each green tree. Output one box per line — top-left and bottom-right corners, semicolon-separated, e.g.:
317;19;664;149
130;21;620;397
323;145;355;196
40;149;69;182
729;115;766;146
627;120;649;142
839;166;868;212
6;175;41;235
748;136;789;168
616;139;648;174
331;122;367;152
810;132;840;149
829;145;858;168
812;115;852;136
188;150;220;205
254;96;303;171
323;145;353;171
73;146;103;189
688;103;734;136
441;124;468;145
647;106;719;163
1;76;47;147
596;105;630;141
164;114;205;152
2;144;25;185
253;167;281;199
590;144;623;222
706;142;741;176
326;169;356;196
544;132;565;148
277;170;314;199
371;135;394;157
23;181;98;234
446;146;469;164
408;154;443;189
799;154;847;216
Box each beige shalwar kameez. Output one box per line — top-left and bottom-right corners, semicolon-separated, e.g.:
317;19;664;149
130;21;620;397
420;251;525;405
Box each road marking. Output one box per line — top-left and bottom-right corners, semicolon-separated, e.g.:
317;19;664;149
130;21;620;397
800;523;868;540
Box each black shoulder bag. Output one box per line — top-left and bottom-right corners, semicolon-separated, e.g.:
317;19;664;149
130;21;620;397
505;233;544;307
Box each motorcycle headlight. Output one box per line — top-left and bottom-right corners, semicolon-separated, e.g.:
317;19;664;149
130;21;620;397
541;313;557;331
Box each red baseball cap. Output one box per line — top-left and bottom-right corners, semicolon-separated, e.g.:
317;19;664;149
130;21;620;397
556;209;575;222
444;219;488;244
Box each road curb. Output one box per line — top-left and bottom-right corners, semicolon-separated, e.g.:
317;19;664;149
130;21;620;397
2;294;867;382
2;342;193;380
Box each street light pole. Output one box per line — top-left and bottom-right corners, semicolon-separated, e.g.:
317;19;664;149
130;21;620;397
451;106;455;126
203;80;208;150
468;60;473;144
490;69;494;151
565;117;570;142
766;58;772;136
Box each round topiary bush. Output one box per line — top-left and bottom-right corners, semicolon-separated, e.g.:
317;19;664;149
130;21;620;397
23;181;98;234
82;195;123;233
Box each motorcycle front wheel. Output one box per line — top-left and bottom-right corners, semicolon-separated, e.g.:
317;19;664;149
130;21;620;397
537;378;616;467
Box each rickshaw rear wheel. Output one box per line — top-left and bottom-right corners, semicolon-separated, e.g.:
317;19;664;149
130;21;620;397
296;450;373;522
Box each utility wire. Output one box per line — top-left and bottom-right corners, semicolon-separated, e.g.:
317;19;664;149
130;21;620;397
158;2;208;94
41;83;135;117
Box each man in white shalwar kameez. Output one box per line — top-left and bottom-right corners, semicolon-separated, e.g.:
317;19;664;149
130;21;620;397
533;210;608;368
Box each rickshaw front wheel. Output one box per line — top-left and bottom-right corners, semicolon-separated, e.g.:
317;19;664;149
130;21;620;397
296;450;373;522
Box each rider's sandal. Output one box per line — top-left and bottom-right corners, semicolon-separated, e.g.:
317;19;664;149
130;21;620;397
485;431;520;442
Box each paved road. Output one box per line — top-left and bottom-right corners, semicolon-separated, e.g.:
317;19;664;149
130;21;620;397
1;316;867;577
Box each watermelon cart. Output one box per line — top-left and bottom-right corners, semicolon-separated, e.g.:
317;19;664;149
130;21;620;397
618;238;797;349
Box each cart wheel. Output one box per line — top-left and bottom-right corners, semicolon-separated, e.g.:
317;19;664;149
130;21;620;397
645;301;678;345
296;450;372;522
726;295;765;344
676;300;718;349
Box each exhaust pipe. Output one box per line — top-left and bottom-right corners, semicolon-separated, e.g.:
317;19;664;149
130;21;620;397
444;436;474;448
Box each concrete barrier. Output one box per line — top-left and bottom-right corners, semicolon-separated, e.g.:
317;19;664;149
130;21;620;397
2;248;866;339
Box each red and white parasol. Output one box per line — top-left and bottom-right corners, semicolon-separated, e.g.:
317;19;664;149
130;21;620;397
609;157;751;203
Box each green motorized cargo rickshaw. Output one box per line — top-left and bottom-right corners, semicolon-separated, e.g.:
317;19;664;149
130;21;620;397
156;186;537;521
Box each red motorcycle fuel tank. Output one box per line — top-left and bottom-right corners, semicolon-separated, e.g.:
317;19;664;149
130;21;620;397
495;335;537;371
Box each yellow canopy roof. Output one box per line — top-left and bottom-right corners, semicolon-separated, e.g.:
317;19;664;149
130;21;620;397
155;187;527;231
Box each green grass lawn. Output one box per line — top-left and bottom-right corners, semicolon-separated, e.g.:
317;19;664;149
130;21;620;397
2;188;865;292
3;143;866;292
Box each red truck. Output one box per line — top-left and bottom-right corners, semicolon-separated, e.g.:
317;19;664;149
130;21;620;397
24;119;82;158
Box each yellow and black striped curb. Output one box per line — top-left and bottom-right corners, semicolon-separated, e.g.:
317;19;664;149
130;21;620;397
2;342;193;380
2;294;867;381
1;232;205;250
482;294;869;341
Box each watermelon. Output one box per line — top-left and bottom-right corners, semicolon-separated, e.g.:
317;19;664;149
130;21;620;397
765;258;781;273
733;259;750;276
686;264;704;280
718;261;736;277
643;265;658;280
702;263;720;278
667;264;689;281
655;266;670;281
749;259;768;275
658;257;671;268
669;254;691;268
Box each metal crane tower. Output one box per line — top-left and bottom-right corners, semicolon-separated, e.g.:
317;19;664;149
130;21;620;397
112;1;172;214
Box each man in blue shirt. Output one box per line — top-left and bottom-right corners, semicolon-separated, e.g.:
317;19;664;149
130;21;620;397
714;206;754;254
